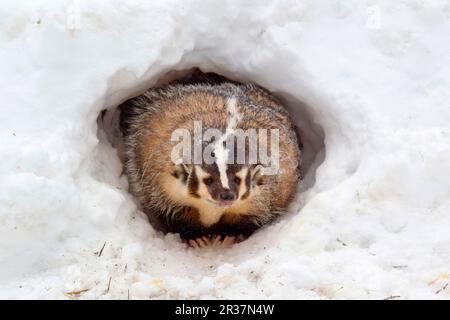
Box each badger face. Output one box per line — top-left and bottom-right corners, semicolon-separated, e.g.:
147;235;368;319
194;163;249;207
174;163;263;211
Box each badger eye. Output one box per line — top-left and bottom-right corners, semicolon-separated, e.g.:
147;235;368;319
234;177;241;184
203;177;214;186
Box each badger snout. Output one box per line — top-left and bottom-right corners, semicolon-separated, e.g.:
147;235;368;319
217;190;236;206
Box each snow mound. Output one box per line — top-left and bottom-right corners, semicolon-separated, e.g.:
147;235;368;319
1;0;450;299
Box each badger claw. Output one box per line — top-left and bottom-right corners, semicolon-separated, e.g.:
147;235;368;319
221;235;236;247
187;234;243;249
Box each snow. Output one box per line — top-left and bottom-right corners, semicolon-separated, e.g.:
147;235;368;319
1;0;450;299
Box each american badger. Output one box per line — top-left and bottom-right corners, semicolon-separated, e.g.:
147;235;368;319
119;71;302;247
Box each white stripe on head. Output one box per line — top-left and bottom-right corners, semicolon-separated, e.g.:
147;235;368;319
226;96;238;119
216;154;229;188
213;96;241;189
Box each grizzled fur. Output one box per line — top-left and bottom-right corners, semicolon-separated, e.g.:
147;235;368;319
119;70;302;240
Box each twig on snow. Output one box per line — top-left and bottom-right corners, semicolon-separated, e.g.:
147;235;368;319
65;289;90;299
105;276;112;294
435;283;448;295
94;241;107;257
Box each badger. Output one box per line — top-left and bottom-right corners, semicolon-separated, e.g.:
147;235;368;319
119;71;302;247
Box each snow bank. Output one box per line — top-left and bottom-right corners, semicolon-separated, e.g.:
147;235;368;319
1;0;450;299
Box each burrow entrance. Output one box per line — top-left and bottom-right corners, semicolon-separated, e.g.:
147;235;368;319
96;67;325;241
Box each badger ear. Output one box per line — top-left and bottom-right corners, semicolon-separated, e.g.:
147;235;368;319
171;163;192;183
180;163;193;173
251;164;266;187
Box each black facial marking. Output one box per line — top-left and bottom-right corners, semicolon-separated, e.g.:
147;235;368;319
203;177;214;186
240;169;252;200
171;164;189;184
187;166;200;198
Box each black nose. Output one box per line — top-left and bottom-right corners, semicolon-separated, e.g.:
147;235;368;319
219;190;235;201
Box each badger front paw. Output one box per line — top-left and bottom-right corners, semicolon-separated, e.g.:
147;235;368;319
187;235;244;249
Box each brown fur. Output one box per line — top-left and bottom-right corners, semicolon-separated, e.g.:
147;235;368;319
120;71;302;239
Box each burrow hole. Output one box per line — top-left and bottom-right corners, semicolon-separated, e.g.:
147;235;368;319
97;67;325;241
